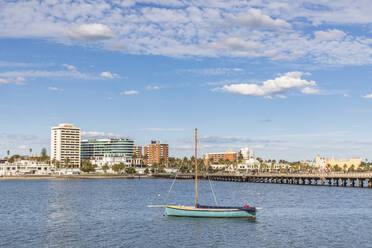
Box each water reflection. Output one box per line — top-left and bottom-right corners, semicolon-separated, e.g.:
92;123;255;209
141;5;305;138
0;178;372;247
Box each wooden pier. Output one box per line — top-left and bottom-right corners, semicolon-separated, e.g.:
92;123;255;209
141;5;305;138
153;172;372;188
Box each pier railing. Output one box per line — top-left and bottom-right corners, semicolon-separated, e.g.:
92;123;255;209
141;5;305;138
153;172;372;188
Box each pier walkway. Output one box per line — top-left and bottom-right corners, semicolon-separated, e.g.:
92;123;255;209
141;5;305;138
153;172;372;188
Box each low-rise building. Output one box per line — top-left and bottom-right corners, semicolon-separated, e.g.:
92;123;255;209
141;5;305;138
203;151;238;165
89;154;143;172
315;156;361;171
0;160;51;176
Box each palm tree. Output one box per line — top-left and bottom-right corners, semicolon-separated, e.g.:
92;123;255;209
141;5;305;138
56;160;61;169
64;157;70;168
51;158;57;168
6;150;10;157
132;153;137;167
29;148;32;158
102;163;109;173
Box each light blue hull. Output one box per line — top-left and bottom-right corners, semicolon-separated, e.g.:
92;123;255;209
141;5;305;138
166;207;256;218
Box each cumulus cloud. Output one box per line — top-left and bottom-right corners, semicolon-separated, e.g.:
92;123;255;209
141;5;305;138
217;72;317;97
62;64;77;71
301;87;320;95
100;71;119;79
68;23;115;42
146;85;160;90
120;90;139;95
314;29;346;41
229;8;291;29
363;94;372;99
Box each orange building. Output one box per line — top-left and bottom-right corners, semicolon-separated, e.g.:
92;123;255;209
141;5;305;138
144;141;168;165
203;151;238;165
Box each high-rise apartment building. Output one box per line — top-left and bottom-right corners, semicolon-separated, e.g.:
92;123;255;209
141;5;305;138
51;123;81;167
81;138;134;160
144;141;168;165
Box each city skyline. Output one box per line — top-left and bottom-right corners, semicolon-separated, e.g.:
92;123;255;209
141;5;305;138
1;1;372;160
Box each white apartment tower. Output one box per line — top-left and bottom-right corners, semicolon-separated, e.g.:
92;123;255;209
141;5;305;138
51;123;81;168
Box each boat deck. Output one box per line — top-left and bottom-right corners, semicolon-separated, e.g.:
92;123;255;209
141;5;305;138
168;206;243;212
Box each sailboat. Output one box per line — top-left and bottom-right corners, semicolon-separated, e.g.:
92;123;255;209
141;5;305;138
164;128;257;218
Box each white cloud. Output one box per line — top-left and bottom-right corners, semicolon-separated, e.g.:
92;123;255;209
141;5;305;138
0;78;9;84
210;37;263;52
277;95;287;99
82;131;118;137
217;72;317;97
0;1;371;65
0;61;33;67
120;90;139;95
62;64;77;71
68;23;115;42
0;70;95;80
100;71;119;79
229;8;291;29
182;67;244;75
48;87;64;92
301;87;320;95
314;29;346;41
363;94;372;99
146;85;160;90
0;76;25;85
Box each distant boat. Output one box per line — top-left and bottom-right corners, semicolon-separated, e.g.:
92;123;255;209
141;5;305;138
164;128;257;218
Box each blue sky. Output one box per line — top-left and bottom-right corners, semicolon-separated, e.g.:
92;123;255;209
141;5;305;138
1;0;372;160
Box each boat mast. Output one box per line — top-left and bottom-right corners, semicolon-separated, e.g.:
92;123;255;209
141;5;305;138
195;128;198;206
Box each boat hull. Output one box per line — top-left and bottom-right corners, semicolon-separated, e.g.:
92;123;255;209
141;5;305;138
166;206;256;218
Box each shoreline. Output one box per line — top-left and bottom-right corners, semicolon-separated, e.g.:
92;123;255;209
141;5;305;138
0;174;152;180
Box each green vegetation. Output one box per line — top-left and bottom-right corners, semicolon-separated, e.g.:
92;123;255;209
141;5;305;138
112;163;125;173
125;167;136;174
102;164;109;173
81;160;96;173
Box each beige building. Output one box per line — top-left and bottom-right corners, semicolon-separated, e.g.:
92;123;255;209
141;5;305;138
315;156;361;171
51;123;81;168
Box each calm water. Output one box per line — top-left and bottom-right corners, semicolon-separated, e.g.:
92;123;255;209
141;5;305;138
1;178;372;248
